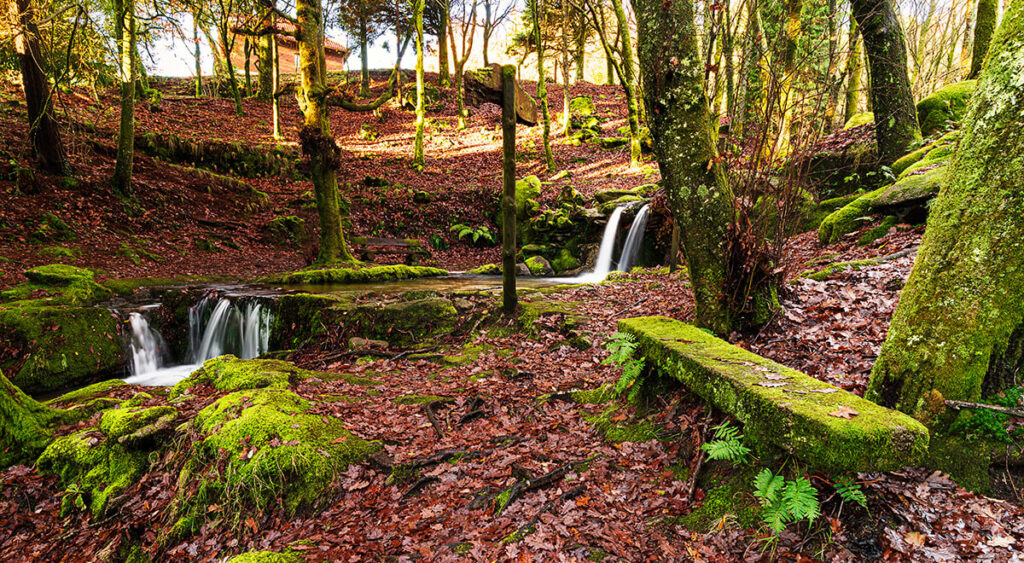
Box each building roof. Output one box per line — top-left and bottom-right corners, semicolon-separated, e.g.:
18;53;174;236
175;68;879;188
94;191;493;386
273;20;349;56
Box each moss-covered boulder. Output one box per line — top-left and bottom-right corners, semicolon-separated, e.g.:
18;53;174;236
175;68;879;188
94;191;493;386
2;264;111;304
348;297;458;347
550;248;580;274
916;80;976;137
816;186;887;244
524;256;554;276
514;175;542;219
619;316;929;472
263;216;307;247
171;387;381;534
569;96;596;118
264;264;447;285
0;302;125;393
467;263;502;275
169;355;318;398
842;112;875;129
871;165;947;209
0;369;74;467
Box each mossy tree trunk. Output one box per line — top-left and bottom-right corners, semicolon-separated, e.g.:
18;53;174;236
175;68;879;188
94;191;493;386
531;0;555;172
610;0;641;167
193;12;203;97
844;18;863;123
969;0;997;78
243;38;253;96
10;0;70;176
866;2;1024;424
413;0;426;169
359;14;371;97
448;0;478;131
296;0;355;263
271;15;282;140
437;0;451;86
112;0;136;197
560;0;570;137
218;27;245;116
850;0;921;162
257;31;273;101
635;0;735;335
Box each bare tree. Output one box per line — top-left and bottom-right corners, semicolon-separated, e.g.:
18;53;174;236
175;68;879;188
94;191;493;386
480;0;513;66
446;0;478;129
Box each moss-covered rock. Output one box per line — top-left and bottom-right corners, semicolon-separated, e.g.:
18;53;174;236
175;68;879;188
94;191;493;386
618;316;929;473
263;216;307;247
265;264;447;285
171;387;381;534
348;297;459;347
514;175;543;219
467;263;502;275
568;96;596;118
223;552;302;563
169;355;317;398
870;165;947;209
2;264;111;304
843;112;874;129
0;303;125;393
99;405;177;443
31;212;75;243
1;369;73;467
550;248;580;274
816;187;886;244
524;256;553;276
916;80;976;136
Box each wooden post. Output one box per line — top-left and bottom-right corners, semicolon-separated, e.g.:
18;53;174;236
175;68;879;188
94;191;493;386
501;64;517;314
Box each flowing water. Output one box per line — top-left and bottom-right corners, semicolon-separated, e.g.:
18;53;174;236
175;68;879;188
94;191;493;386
617;204;651;272
565;205;630;284
122;294;273;387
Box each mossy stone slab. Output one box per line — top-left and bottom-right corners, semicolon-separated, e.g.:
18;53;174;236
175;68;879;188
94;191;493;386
619;316;928;473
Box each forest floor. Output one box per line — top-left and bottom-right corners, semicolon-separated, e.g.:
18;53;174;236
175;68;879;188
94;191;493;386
1;73;1023;561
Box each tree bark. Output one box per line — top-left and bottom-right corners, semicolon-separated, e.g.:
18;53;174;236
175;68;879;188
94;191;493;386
296;0;355;263
244;38;253;96
437;0;451;86
501;65;517;314
257;31;273;101
413;0;426;169
844;19;863;123
969;0;997;78
219;26;245;116
112;0;136;196
866;2;1024;423
532;0;555;172
850;0;921;162
10;0;70;176
359;14;371;97
193;10;204;97
271;14;282;139
610;0;641;166
560;0;570;136
635;0;735;334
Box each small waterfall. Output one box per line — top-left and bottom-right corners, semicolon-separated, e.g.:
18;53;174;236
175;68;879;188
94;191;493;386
568;205;630;283
616;204;651;272
127;312;167;375
123;293;273;387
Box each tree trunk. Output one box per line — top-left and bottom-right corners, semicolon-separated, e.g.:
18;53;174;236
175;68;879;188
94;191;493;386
271;16;282;140
574;23;586;81
866;2;1024;424
413;0;426;169
296;0;355;263
610;0;641;166
561;1;570;136
11;0;70;176
112;0;136;197
244;38;253;96
635;0;734;334
844;19;863;123
360;15;371;97
438;1;451;86
850;0;921;162
773;0;802;156
193;13;203;97
723;2;734;130
969;0;997;78
483;1;492;66
533;0;555;172
220;27;245;116
257;32;273;101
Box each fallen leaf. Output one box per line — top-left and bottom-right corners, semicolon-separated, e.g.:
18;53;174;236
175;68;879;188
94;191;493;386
904;531;926;547
829;405;859;419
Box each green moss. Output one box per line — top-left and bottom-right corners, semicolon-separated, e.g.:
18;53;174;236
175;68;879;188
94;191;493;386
857;216;899;246
816;187;886;245
264;264;447;285
800;258;882;281
514;176;543;220
37;429;149;516
871;165;947;208
679;464;761;531
4;264;111;304
550;249;580;274
172;387;381;533
568;96;596;117
467;263;501;275
46;379;128;406
0;370;73;467
99;405;177;441
843;112;874;129
264;216;307;247
32;212;75;242
585;405;662;443
223;552;302;563
0;303;123;393
618;316;929;472
348;297;459;347
524;256;550;275
40;246;79;260
916;80;976;136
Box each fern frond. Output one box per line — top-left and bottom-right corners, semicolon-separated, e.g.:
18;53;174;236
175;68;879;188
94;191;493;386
753;468;784;505
834;477;868;508
782;477;820;523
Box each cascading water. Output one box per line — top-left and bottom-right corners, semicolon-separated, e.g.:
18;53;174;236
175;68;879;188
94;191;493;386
616;203;651;273
122;293;273;387
569;205;629;283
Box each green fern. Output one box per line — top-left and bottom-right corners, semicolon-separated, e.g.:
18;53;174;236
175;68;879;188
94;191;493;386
602;333;644;400
450;223;496;246
701;422;752;464
752;468;820;534
834;476;868;508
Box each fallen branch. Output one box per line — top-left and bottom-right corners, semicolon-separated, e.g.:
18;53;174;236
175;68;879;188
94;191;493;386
424;400;447;439
492;455;599;514
945;399;1024;418
685;410;714;504
400;475;439;500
